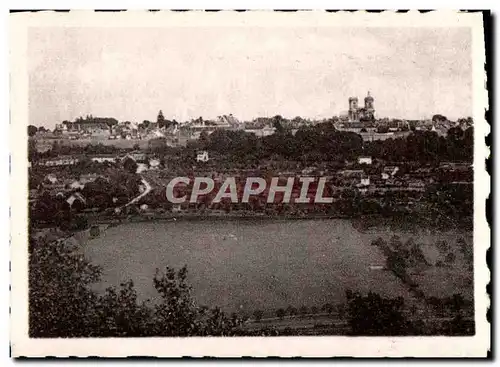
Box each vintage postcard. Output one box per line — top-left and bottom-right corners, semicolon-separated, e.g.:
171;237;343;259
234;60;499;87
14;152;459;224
10;10;490;357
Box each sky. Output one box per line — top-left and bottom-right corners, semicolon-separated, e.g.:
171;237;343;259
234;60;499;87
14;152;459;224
28;26;472;128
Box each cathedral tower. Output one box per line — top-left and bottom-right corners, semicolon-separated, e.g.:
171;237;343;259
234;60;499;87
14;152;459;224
362;91;375;121
348;97;359;122
364;91;374;113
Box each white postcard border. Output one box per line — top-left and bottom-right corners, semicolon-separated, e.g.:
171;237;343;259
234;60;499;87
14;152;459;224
9;10;490;358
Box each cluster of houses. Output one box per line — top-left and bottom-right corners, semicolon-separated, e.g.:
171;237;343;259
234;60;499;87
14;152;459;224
30;149;472;220
31;167;151;213
335;156;472;196
35;148;213;171
37;151;148;167
178;115;278;140
46;114;280;147
335;156;424;194
31;152;151;206
30;172;95;209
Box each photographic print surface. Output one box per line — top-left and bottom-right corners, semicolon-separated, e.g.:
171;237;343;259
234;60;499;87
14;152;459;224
10;10;489;357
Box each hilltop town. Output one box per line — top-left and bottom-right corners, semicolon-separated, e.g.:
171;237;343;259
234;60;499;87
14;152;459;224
30;93;473;149
28;93;473;232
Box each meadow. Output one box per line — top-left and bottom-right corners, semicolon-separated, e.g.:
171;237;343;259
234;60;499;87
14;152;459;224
83;219;473;313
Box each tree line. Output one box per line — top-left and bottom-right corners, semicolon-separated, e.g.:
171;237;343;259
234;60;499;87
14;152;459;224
29;121;473;165
190;124;473;164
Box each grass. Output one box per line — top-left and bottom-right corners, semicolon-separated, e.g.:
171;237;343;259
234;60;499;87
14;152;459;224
83;219;473;314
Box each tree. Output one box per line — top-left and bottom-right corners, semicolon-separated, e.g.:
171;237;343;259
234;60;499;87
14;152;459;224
104;118;118;132
272;115;285;134
29;235;102;337
253;309;264;322
28;125;38;137
321;303;334;314
71;215;88;230
199;130;210;147
447;126;464;141
29;235;243;337
89;225;100;237
436;240;450;254
148;138;167;153
445;252;456;264
152;265;243;336
286;305;297;317
123;157;138;174
157;110;165;125
408;242;429;267
458;237;473;264
432;114;447;123
94;280;153;337
151;265;198;335
28;139;38;162
345;290;414;335
376;125;389;134
299;305;308;316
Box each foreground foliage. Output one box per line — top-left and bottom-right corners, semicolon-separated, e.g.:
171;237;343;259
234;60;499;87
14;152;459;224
29;234;474;337
29;236;243;337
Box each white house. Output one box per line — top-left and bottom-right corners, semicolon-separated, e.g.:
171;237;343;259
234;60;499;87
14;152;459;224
80;173;100;184
383;166;400;177
136;163;148;173
69;180;85;190
196;151;209;162
149;159;161;169
301;166;316;175
358;156;373;165
44;174;58;184
66;192;86;208
40;157;79;167
245;126;276;137
122;152;147;162
90;155;117;163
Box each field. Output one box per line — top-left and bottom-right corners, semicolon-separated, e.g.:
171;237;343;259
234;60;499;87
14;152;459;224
83;219;473;314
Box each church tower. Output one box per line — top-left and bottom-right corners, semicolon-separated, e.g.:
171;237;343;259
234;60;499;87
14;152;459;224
363;91;375;121
348;97;359;122
364;91;374;113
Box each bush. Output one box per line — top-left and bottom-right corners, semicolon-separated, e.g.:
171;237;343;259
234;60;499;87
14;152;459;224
89;225;100;238
253;310;264;322
345;290;417;336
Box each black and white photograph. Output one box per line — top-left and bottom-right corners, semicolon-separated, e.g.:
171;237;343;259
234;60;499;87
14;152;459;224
10;10;490;357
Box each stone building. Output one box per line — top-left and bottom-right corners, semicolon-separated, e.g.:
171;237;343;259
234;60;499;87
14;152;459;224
348;91;375;122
